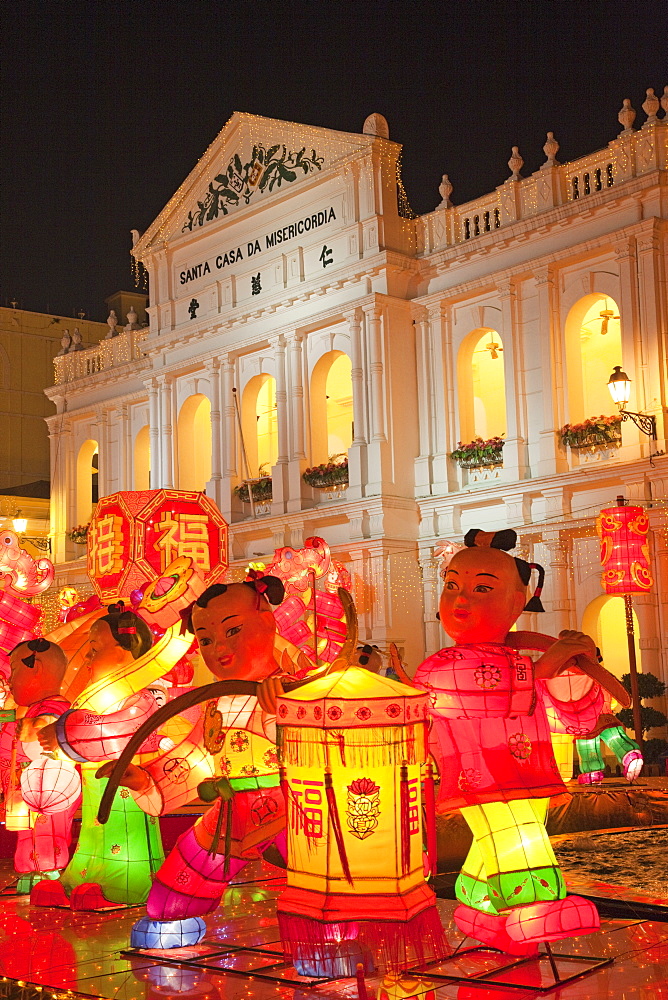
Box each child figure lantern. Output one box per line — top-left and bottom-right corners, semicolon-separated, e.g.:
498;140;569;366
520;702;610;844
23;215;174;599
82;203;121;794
276;667;446;977
414;528;606;956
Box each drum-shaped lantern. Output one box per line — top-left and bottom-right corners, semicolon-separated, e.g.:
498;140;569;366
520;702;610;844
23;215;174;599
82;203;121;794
596;504;653;595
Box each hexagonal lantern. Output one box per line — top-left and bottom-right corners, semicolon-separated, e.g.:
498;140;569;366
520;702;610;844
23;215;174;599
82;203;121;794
87;490;228;603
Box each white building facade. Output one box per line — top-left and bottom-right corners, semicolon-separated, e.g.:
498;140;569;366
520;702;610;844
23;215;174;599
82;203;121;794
46;97;668;682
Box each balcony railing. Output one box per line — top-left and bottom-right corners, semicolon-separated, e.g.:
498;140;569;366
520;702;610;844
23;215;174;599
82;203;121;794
416;121;667;255
53;330;149;384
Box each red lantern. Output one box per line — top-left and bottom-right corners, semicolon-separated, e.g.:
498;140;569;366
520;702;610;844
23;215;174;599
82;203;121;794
596;504;652;595
86;490;228;604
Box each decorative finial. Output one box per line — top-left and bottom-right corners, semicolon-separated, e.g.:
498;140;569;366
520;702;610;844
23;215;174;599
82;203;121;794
507;146;523;181
661;85;668;117
617;98;636;135
362;113;389;139
642;87;660;125
541;131;560;168
130;229;140;248
438;173;453;208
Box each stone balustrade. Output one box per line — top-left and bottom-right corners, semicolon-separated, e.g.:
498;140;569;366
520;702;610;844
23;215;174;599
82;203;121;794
418;116;667;255
53;329;149;384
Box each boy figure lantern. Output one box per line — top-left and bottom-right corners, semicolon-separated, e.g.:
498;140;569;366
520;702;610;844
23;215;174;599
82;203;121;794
414;529;604;955
276;667;446;977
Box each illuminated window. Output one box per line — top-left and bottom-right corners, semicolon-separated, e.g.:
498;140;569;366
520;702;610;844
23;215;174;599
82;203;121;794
457;329;506;442
76;439;98;523
581;594;641;681
565;294;622;423
310;351;353;465
134;425;151;490
177;394;212;490
241;374;277;476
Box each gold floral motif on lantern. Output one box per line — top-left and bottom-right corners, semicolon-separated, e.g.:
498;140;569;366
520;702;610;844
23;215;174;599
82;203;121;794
346;777;380;839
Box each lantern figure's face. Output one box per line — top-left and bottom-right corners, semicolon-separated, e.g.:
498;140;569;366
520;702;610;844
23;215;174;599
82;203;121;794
191;585;277;682
440;548;527;644
85;620;135;683
9;644;64;706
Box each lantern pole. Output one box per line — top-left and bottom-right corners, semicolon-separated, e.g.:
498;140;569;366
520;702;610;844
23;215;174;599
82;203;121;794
310;567;318;665
232;388;256;519
623;593;643;748
615;496;644;748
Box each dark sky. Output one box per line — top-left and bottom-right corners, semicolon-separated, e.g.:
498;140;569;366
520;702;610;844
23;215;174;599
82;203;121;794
2;0;666;321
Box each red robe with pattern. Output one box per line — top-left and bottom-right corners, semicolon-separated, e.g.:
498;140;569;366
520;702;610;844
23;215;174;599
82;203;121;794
414;643;566;810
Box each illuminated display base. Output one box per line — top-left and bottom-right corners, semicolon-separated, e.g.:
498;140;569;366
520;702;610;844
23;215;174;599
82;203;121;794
0;856;667;998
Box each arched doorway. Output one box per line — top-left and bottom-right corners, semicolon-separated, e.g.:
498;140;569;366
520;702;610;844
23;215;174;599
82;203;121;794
241;374;277;476
76;439;98;524
456;328;506;442
177;394;212;491
310;351;353;465
564;294;623;423
581;593;641;681
134;425;151;490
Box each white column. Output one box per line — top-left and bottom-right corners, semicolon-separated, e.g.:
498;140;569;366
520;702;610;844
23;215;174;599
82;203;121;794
542;532;573;635
220;356;238;523
96;408;108;499
120;404;132;490
286;332;309;513
636;227;665;442
615;237;644;457
270;335;289;513
206;358;223;508
159;376;174;488
147;378;161;488
344;308;367;501
365;304;386;442
413;305;433;494
419;548;442;657
430;302;457;491
497;279;528;479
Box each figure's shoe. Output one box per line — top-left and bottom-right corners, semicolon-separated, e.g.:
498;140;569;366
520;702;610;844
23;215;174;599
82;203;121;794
505;895;600;945
453;903;539;957
30;878;70;907
577;770;604;785
623;750;643;781
131;916;206;950
16;870;61;895
70;882;126;911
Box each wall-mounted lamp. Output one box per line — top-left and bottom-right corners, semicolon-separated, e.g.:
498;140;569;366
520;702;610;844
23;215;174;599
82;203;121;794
607;366;657;440
12;513;27;533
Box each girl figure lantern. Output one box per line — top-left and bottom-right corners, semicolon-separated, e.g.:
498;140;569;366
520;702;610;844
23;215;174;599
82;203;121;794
276;667;447;977
414;529;601;956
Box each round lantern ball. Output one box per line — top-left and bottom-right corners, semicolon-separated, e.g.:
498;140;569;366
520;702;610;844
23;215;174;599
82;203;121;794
21;756;81;814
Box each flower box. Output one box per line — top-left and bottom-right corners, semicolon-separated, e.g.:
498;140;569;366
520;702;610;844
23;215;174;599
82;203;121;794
450;437;504;469
302;458;349;490
233;477;273;503
560;416;622;450
67;524;89;544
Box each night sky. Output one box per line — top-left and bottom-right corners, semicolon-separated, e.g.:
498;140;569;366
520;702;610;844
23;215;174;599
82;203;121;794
2;0;666;321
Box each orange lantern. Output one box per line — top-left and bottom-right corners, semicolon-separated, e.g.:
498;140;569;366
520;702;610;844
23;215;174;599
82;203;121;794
276;667;447;977
596;503;652;594
86;490;228;604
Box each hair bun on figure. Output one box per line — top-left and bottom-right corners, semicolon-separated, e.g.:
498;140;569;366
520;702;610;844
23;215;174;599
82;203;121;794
464;528;518;551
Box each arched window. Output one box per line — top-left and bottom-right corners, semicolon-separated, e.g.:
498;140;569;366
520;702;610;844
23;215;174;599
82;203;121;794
310;351;353;465
581;594;641;680
134;425;151;490
241;374;277;477
565;294;622;423
457;328;506;442
177;394;212;491
76;439;98;524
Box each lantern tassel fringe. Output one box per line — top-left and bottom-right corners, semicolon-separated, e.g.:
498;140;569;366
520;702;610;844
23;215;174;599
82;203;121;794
278;724;426;770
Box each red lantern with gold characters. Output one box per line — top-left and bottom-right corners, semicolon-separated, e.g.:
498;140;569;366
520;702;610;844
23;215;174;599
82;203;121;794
86;490;228;604
596;503;652;595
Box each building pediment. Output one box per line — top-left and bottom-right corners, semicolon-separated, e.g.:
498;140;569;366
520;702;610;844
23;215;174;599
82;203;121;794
134;113;385;257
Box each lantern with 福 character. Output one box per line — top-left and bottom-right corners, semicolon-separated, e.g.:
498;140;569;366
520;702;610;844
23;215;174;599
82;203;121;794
597;497;653;746
276;667;448;978
86;490;228;611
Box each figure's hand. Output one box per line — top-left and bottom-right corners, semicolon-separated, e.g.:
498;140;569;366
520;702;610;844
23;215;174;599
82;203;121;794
534;630;597;679
257;676;285;715
96;760;150;793
37;721;59;752
17;715;52;742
